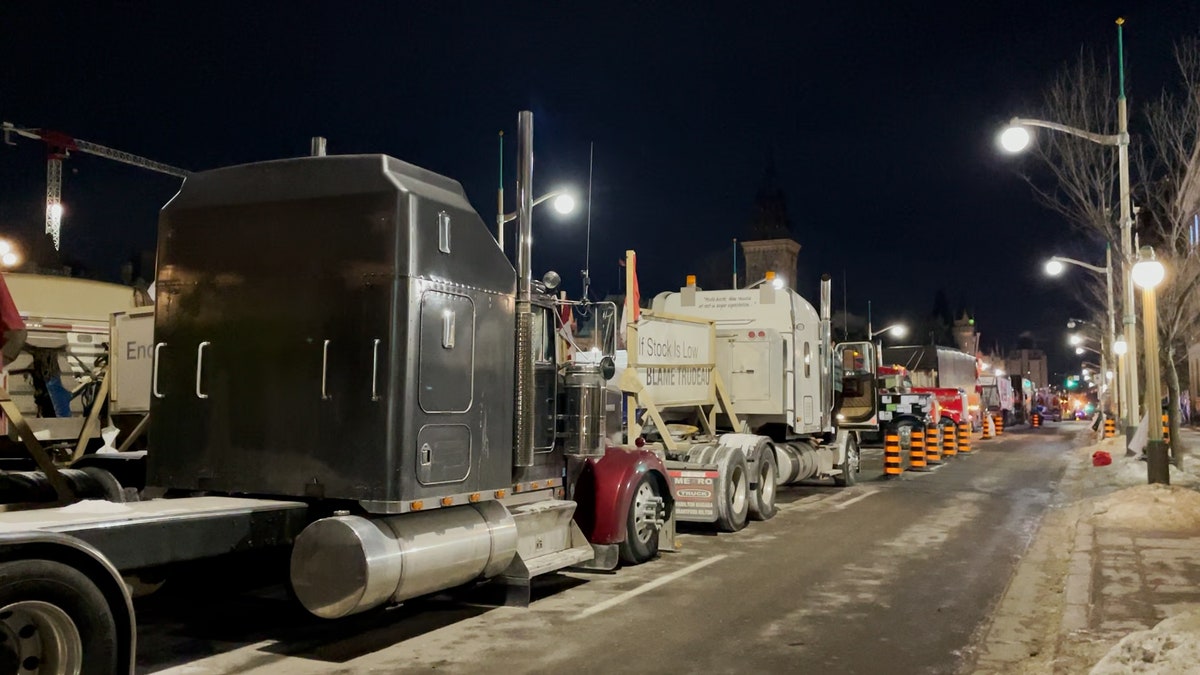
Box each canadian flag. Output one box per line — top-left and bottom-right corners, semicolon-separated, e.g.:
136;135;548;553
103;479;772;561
558;297;576;360
619;251;640;347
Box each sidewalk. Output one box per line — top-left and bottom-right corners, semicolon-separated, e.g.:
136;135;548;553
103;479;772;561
973;425;1200;674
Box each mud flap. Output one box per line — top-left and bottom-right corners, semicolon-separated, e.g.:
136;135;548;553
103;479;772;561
665;459;719;523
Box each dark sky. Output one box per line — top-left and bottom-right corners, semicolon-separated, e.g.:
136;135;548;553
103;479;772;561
2;1;1198;376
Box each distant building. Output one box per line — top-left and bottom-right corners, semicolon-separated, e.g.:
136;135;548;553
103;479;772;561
952;311;979;355
1005;349;1049;389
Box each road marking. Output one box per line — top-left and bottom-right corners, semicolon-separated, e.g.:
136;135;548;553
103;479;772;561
573;554;728;620
834;488;879;510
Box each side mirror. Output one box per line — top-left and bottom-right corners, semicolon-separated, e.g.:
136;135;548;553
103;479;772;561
600;356;616;380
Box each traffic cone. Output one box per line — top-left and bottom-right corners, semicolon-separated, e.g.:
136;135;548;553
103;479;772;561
957;422;972;454
884;431;902;476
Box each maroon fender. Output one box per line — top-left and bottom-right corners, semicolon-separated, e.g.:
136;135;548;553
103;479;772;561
573;445;673;545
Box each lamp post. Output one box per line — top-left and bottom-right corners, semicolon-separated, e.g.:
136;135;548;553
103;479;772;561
496;189;577;254
1001;18;1137;445
1046;249;1119;424
1132;246;1167;483
867;323;906;368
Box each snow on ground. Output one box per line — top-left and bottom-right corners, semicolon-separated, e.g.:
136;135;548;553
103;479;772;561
1077;431;1200;673
1077;435;1200;531
1090;609;1200;675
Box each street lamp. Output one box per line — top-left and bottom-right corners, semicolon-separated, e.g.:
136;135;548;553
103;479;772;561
1132;246;1167;483
870;324;907;339
1044;248;1121;423
1004;19;1138;444
496;187;578;254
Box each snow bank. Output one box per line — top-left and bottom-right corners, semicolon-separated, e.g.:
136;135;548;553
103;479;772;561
1091;484;1200;531
1090;609;1200;674
57;499;132;515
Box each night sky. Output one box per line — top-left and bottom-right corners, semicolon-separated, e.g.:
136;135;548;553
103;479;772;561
3;1;1199;377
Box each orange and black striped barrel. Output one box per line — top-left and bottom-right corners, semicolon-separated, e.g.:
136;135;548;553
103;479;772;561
980;417;992;440
942;424;956;458
884;431;902;476
1103;417;1116;438
1163;414;1171;448
958;422;972;453
1032;413;1041;428
926;425;942;464
910;428;928;470
994;414;1004;436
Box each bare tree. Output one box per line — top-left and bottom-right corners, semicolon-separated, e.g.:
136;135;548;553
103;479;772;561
1021;38;1200;468
1023;49;1123;248
1136;35;1200;466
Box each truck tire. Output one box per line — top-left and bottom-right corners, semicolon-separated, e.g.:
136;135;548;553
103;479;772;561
713;448;749;532
834;433;860;487
618;474;662;565
748;443;778;521
0;559;118;675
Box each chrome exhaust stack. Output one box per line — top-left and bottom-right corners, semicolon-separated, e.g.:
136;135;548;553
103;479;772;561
819;274;833;430
514;110;535;467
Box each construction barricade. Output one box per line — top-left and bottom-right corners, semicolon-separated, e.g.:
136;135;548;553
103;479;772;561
926;424;943;464
1163;414;1171;449
941;423;956;458
910;428;928;471
958;422;972;454
980;416;993;441
884;430;903;476
1031;412;1041;428
1103;416;1116;438
993;414;1004;436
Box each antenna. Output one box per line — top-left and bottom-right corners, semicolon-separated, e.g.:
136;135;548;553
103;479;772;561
583;141;594;300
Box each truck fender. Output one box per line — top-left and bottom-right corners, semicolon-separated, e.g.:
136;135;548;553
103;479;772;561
574;446;674;546
0;531;136;674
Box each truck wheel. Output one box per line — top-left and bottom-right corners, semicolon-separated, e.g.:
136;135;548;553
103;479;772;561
834;434;860;487
748;445;778;521
618;474;662;565
714;448;749;532
0;559;118;675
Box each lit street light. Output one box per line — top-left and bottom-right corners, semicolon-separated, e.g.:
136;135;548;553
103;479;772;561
1044;250;1120;426
998;126;1031;153
1132;246;1167;484
870;324;907;339
496;184;578;254
1003;20;1139;445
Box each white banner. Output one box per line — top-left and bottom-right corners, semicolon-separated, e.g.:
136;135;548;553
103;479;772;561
630;316;714;406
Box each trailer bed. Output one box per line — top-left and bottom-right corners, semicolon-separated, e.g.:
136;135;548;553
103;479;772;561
0;496;309;571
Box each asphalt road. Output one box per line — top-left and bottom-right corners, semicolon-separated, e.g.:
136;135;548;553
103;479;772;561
135;423;1082;674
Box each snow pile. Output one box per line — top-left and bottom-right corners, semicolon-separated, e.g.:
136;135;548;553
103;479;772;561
57;499;132;515
1090;609;1200;674
1090;484;1200;531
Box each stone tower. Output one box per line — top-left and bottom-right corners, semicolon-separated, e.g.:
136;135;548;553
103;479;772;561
953;311;978;355
742;157;800;286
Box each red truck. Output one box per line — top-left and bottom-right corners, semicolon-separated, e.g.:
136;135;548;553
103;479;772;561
882;346;980;430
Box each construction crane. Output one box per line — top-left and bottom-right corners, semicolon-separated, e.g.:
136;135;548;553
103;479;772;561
2;121;190;250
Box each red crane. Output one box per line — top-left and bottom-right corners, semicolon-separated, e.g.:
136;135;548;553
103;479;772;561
2;121;189;250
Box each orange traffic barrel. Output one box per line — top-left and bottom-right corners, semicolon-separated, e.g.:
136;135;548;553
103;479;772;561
926;425;942;464
1163;414;1171;448
981;416;992;440
1032;413;1041;428
942;424;956;458
958;422;972;454
1103;417;1115;439
994;414;1004;436
884;432;903;476
910;428;928;470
